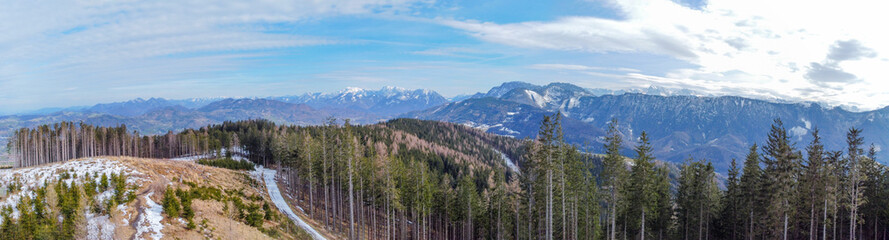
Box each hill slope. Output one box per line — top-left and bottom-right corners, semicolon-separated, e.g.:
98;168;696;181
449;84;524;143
0;157;309;239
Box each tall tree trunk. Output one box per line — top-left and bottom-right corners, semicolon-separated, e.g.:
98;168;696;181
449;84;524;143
823;197;827;240
783;213;788;240
611;187;617;240
348;150;355;240
641;209;646;240
547;154;553;240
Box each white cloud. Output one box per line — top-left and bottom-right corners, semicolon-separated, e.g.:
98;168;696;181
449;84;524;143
529;64;640;72
0;0;429;113
442;0;889;111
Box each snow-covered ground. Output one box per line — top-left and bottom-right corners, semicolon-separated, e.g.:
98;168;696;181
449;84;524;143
495;149;520;173
0;158;142;220
170;148;247;161
86;209;115;240
134;192;164;240
251;165;327;240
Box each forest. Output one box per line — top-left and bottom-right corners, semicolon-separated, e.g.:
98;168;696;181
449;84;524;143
6;117;889;240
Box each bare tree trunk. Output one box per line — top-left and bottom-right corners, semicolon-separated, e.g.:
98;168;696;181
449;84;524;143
823;197;828;240
611;188;617;240
547;154;553;240
783;213;788;240
811;200;815;240
348;147;355;240
641;209;646;240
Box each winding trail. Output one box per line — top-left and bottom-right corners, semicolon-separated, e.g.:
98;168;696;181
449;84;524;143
253;166;327;240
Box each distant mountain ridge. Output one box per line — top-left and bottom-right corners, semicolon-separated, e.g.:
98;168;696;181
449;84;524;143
4;82;888;172
404;82;889;171
273;86;448;118
467;81;708;101
0;86;445;141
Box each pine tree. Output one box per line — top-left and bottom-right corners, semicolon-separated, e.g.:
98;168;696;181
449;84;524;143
651;166;672;240
719;158;742;240
845;128;865;240
602;119;626;240
676;158;718;240
761;119;800;240
344;119;356;240
626;131;655;240
163;186;181;218
799;128;825;240
860;144;882;240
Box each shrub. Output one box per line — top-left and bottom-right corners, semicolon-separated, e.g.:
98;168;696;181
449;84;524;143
197;158;255;171
100;173;109;190
262;202;275;221
162;186;181;218
245;203;263;227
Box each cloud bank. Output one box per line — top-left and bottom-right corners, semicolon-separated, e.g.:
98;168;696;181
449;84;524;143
442;0;889;110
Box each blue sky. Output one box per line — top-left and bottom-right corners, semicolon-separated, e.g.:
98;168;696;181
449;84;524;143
2;0;888;114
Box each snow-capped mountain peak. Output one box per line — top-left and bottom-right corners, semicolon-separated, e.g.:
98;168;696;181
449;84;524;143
273;86;449;118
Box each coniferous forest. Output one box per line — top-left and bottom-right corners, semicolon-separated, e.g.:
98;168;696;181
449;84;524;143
6;116;889;240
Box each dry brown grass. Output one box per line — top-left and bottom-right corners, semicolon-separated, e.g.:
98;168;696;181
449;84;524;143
60;156;306;240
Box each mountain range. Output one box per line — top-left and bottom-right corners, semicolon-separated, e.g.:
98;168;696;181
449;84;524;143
3;82;888;171
405;82;889;170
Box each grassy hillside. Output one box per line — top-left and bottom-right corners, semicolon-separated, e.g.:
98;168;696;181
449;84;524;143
0;157;309;239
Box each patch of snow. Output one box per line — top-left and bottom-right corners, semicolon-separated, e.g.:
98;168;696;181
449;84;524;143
801;118;811;129
118;204;130;224
252;165;327;240
496;126;520;135
96;189;114;203
169;155;204;161
567;97;581;109
134;192;164;240
341;87;365;94
524;89;547;108
86;210;115;240
461;121;495;131
506;112;518;116
494;150;520;174
171;148;247;162
0;158;142;220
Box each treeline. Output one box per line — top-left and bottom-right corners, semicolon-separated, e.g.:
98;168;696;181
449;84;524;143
197;158;255;170
595;117;889;240
7;121;242;167
8;117;889;239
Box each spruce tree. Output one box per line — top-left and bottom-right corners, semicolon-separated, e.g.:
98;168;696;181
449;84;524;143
602;119;626;240
845;128;865;240
761;119;800;240
800;128;824;240
626;131;654;240
719;158;741;240
651;166;672;240
162;186;181;218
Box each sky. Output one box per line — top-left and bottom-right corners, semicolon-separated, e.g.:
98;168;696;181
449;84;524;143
2;0;888;114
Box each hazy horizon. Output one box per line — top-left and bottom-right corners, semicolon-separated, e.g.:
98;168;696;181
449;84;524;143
4;0;889;113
